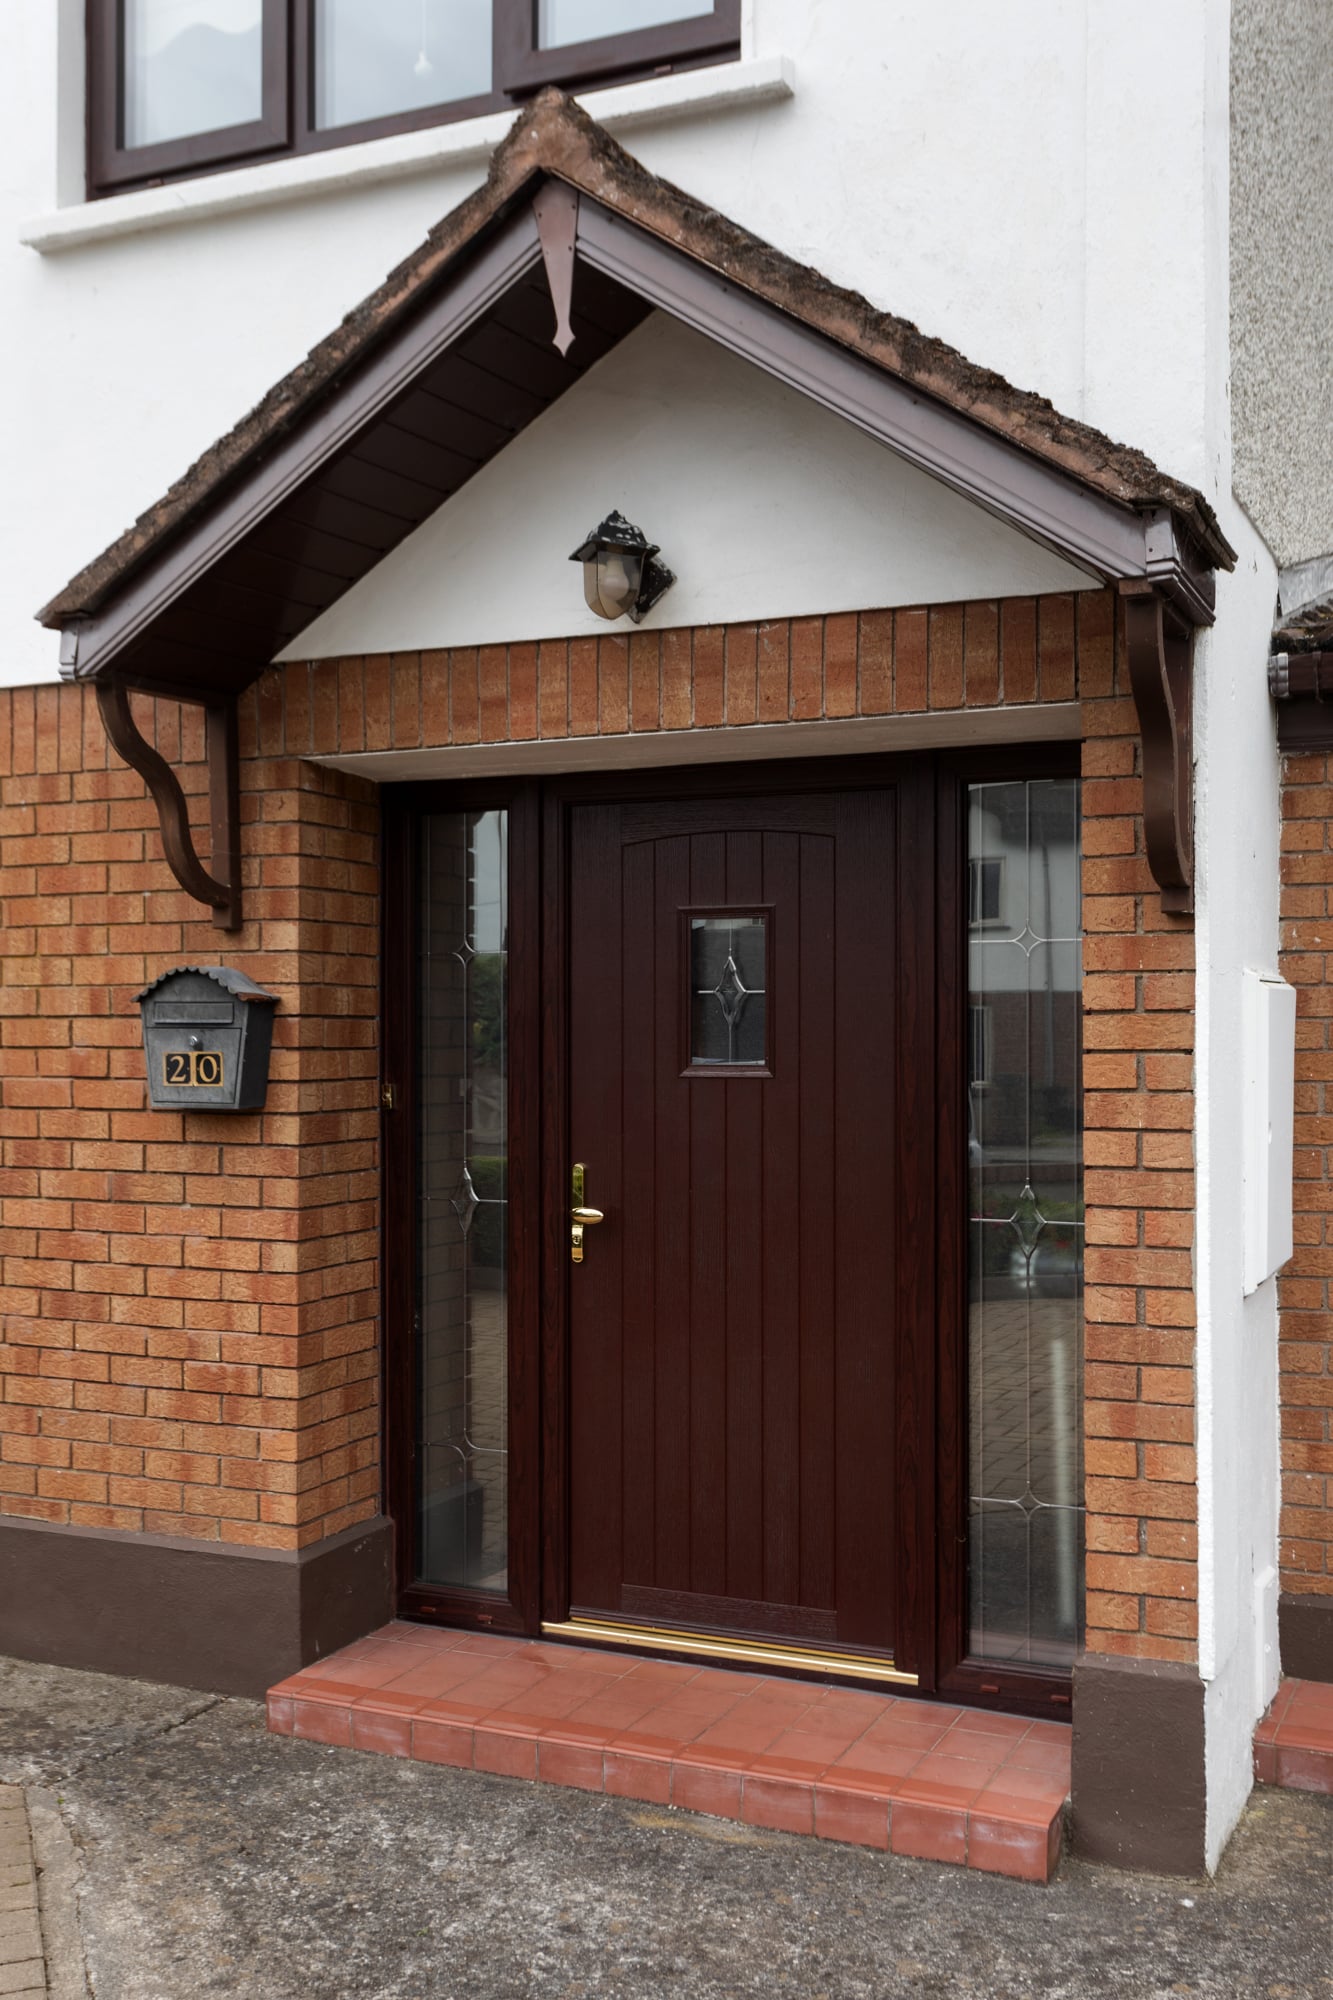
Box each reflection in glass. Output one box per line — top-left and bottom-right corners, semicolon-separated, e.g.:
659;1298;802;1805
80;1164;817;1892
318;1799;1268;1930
690;915;766;1066
538;0;711;47
314;0;492;128
967;779;1084;1667
123;0;263;148
417;811;508;1592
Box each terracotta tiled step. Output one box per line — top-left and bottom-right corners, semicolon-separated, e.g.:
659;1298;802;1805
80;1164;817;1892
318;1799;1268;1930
268;1623;1070;1883
1254;1678;1333;1794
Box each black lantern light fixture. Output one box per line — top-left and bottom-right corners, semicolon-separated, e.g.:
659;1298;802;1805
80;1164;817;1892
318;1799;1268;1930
569;510;675;624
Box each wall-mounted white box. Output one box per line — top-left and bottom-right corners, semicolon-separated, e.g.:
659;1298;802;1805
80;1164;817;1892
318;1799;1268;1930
1242;969;1296;1295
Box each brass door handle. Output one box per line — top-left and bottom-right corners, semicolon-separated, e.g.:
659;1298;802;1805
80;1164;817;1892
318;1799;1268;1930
571;1164;604;1264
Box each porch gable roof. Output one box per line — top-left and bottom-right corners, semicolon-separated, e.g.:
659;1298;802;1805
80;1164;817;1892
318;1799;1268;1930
40;88;1233;699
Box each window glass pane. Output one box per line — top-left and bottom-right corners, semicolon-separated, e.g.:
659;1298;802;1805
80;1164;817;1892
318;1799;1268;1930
690;915;766;1067
417;810;509;1593
123;0;263;149
538;0;712;48
314;0;492;129
967;779;1084;1668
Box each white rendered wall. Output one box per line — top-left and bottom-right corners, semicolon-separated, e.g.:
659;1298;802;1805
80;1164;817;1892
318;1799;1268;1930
3;0;1221;686
1194;509;1283;1871
1185;0;1284;1870
278;314;1096;662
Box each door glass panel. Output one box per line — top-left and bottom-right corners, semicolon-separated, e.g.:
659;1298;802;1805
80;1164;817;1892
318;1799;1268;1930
967;778;1084;1667
417;810;508;1592
123;0;263;148
689;914;766;1066
313;0;492;129
538;0;711;47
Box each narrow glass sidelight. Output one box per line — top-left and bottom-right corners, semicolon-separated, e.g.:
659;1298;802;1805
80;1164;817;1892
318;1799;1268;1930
967;779;1084;1667
416;810;509;1593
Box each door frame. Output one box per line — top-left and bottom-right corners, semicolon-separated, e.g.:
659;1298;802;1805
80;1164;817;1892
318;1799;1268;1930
380;743;1081;1715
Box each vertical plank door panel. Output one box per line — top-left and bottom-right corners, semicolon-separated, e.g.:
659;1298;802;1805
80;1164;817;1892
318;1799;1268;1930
567;785;913;1662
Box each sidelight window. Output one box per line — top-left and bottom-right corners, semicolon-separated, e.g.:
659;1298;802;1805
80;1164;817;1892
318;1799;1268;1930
87;0;742;196
966;778;1084;1669
416;809;510;1593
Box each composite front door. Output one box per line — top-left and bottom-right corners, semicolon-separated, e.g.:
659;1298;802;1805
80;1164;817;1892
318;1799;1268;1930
560;781;935;1677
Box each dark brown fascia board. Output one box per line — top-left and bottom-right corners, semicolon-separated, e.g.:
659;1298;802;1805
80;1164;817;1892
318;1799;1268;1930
576;201;1214;623
56;204;543;689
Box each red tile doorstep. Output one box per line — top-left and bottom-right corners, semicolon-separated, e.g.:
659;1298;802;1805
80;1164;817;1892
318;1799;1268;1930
350;1709;412;1758
814;1784;891;1851
1272;1745;1333;1793
742;1775;815;1835
290;1698;353;1749
1253;1679;1333;1797
604;1750;673;1804
538;1740;606;1792
473;1729;539;1781
672;1762;745;1820
891;1799;968;1868
412;1717;475;1769
966;1811;1059;1885
269;1623;1069;1880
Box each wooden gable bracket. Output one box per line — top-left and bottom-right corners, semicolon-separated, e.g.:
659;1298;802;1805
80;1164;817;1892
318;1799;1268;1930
94;678;243;932
1119;577;1196;915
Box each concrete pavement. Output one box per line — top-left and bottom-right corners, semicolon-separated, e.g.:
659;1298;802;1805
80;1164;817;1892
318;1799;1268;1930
0;1651;1329;2000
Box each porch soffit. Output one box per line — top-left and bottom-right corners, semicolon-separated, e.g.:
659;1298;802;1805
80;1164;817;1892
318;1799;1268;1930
40;90;1232;702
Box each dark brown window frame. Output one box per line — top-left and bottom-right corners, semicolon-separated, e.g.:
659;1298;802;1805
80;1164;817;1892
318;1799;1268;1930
86;0;742;199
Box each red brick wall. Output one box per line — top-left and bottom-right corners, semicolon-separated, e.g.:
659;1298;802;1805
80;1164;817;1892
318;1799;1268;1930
1080;633;1198;1664
1;592;1200;1652
0;688;380;1549
273;600;1072;756
1277;751;1333;1604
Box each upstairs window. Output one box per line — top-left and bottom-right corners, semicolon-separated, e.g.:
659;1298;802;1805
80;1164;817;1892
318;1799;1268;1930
86;0;742;198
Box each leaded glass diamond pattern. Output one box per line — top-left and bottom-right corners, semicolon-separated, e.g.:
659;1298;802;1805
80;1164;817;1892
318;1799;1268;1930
451;1163;479;1237
690;915;767;1066
714;954;749;1028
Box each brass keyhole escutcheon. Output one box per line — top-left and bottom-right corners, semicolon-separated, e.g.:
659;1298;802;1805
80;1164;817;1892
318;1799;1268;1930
570;1163;604;1264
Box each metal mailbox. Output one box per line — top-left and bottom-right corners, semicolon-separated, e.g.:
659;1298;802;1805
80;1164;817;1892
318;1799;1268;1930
135;966;280;1113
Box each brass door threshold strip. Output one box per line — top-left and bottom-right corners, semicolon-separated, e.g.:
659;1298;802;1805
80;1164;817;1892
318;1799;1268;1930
541;1617;919;1686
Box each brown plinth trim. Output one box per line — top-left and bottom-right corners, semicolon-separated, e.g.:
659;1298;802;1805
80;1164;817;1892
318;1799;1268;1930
1279;1594;1333;1684
1070;1653;1206;1876
0;1514;392;1698
1276;700;1333;752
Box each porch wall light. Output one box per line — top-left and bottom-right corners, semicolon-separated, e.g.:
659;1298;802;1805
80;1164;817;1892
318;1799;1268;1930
570;510;675;624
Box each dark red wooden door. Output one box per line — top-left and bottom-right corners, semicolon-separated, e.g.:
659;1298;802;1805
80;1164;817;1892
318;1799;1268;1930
567;784;927;1663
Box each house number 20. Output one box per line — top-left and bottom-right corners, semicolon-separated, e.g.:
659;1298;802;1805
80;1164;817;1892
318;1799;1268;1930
163;1049;224;1087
